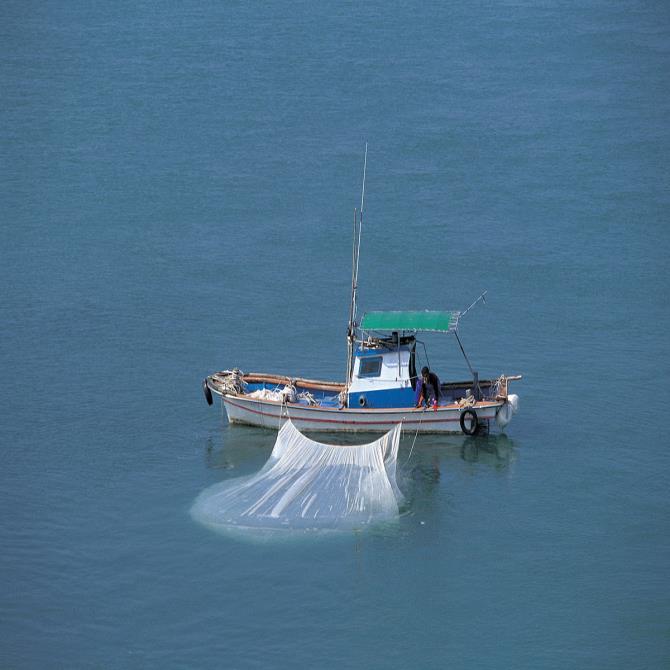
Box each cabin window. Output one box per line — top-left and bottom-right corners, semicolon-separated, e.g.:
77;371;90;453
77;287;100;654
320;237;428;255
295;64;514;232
358;356;383;378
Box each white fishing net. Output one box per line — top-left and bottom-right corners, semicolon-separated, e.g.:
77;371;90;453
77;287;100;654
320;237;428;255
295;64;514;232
191;420;404;533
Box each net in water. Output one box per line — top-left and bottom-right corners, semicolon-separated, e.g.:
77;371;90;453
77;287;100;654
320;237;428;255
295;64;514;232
191;420;404;533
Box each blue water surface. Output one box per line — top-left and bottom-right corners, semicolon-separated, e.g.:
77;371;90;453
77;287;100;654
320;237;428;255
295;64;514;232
2;1;669;668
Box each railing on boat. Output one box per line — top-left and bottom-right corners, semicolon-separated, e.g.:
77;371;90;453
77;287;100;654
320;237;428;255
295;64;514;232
209;370;521;398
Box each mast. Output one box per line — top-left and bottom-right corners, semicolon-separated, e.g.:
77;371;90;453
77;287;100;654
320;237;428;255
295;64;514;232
345;143;368;390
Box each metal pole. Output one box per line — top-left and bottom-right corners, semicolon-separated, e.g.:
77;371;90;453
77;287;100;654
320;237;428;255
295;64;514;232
454;330;475;376
346;208;358;388
345;146;368;390
353;143;367;315
460;290;487;319
454;331;482;399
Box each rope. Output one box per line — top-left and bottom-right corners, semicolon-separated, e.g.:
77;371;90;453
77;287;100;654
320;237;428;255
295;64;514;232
217;369;247;396
277;397;295;430
278;399;285;431
404;407;426;465
457;393;477;409
298;391;318;406
491;374;506;398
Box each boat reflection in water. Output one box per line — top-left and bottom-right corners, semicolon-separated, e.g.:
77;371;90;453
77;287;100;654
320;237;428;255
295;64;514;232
399;432;517;498
203;427;516;476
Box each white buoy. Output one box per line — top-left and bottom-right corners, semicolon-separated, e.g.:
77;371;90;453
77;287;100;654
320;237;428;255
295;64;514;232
495;401;513;428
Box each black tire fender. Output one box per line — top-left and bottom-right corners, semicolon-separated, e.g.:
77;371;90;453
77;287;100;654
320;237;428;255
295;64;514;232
460;408;478;435
203;378;213;406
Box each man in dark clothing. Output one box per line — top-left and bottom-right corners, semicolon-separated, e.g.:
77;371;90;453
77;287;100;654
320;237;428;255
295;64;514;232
415;366;441;408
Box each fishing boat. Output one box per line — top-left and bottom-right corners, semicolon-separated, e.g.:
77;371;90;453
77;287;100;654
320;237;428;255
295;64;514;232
202;151;521;435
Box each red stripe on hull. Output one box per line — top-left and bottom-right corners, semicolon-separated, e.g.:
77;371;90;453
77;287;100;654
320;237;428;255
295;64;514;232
224;397;494;426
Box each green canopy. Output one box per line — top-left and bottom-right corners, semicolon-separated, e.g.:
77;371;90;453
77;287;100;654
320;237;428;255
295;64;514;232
360;310;460;333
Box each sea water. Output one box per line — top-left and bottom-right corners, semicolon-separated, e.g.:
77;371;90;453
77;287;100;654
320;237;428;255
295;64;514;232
2;1;669;668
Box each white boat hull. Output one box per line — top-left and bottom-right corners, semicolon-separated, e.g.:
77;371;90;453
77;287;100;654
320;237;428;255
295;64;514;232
220;392;507;434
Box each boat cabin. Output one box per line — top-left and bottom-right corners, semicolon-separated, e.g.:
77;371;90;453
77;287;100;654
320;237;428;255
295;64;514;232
347;333;417;409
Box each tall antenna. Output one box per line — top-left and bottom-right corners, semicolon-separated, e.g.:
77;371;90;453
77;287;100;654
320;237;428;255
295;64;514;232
353;142;367;326
360;142;368;214
345;144;368;390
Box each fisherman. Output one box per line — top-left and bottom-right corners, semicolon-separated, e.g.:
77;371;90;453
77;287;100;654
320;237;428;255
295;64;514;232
415;366;441;408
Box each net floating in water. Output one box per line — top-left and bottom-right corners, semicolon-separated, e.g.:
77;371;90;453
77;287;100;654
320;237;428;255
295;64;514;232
191;420;404;533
